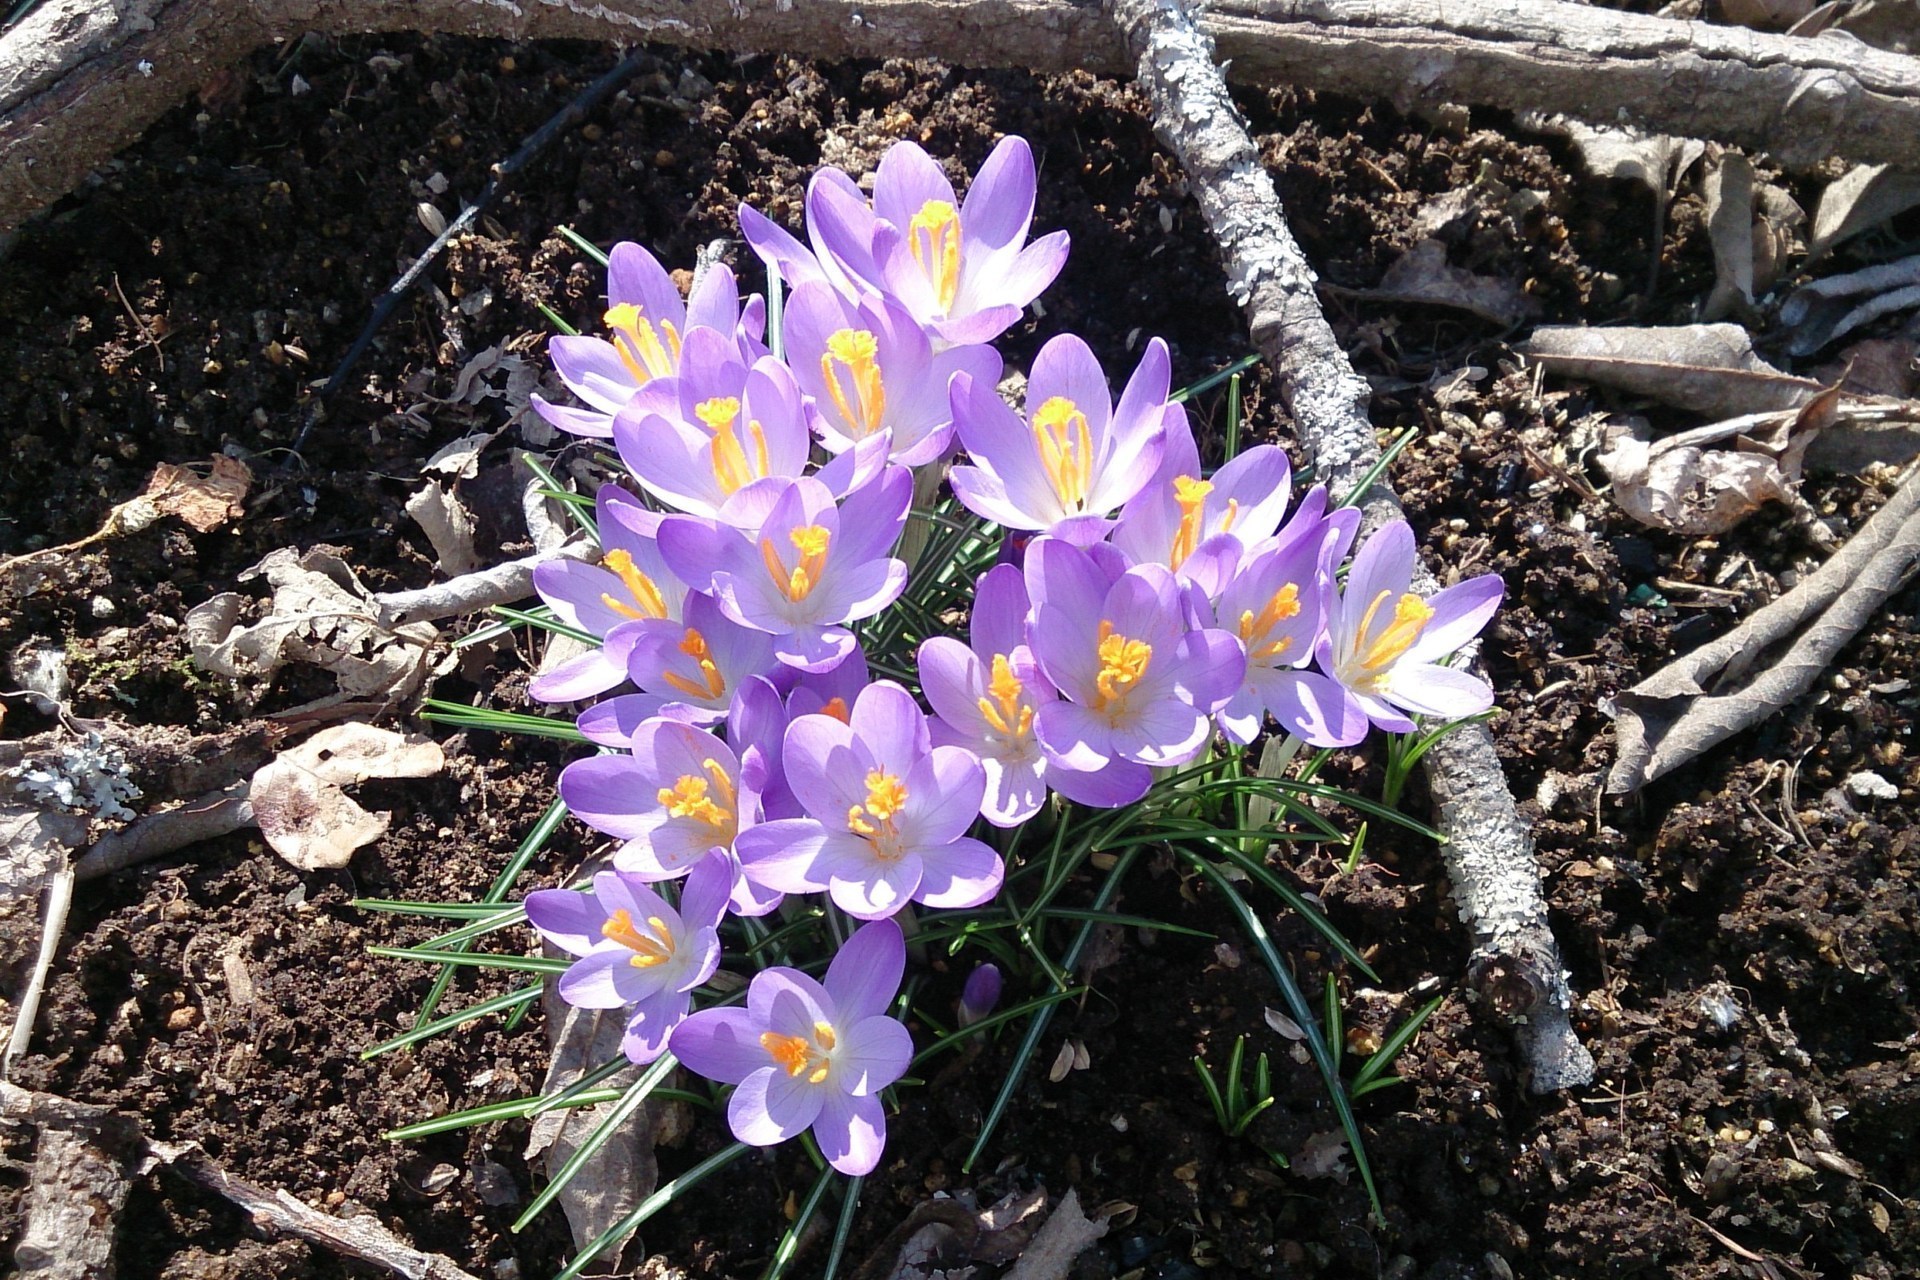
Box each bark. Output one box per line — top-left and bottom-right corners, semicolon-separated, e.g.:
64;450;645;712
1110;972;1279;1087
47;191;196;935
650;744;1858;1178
2;1084;144;1280
7;0;1920;235
1108;0;1593;1092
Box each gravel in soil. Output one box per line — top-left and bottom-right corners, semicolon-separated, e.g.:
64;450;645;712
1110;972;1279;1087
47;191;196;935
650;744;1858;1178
0;33;1914;1280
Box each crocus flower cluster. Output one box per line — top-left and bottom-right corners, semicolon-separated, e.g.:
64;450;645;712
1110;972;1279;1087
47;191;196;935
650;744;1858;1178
519;135;1503;1176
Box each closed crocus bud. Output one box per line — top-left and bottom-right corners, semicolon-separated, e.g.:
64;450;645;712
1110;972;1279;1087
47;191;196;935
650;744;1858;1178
958;963;1004;1027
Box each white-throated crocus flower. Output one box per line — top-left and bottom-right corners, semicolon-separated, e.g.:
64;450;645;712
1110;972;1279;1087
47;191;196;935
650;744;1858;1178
1318;521;1505;733
523;855;729;1063
1025;539;1244;806
533;242;762;439
658;471;911;673
734;680;1003;920
782;281;1000;466
670;919;913;1175
918;563;1058;827
528;485;690;704
949;334;1172;546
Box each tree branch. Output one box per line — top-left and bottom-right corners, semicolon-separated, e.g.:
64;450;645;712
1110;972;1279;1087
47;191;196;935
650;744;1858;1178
1107;0;1593;1093
6;0;1920;235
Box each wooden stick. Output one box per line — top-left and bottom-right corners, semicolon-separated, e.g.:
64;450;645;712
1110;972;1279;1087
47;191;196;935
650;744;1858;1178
1107;0;1593;1092
5;0;1920;235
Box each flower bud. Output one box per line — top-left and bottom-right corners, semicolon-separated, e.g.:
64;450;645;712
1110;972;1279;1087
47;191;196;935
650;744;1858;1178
957;963;1004;1027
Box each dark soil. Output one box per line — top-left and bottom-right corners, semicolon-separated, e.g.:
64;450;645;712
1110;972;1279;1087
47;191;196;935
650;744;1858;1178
0;31;1915;1280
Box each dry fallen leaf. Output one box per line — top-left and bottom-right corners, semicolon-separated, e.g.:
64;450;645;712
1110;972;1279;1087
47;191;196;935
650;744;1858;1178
1294;1131;1352;1183
185;547;439;713
248;724;445;870
1356;238;1538;327
1520;324;1819;418
1780;253;1920;357
404;480;480;577
142;456;252;533
1702;151;1755;321
1809;163;1920;260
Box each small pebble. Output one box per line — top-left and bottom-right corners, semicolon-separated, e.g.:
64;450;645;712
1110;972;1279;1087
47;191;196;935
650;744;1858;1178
166;1006;199;1031
1846;771;1899;801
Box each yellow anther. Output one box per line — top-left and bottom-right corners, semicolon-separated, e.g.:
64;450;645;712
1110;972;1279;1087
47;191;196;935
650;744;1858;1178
819;697;851;723
820;328;888;438
1032;396;1095;512
760;525;832;603
694;396;770;495
1170;475;1214;569
655;763;736;839
601;909;676;968
1237;583;1302;662
1090;620;1152;713
760;1022;836;1083
598;548;669;621
975;653;1034;741
603;303;681;384
846;769;909;853
1344;594;1436;687
908;200;962;313
661;627;727;701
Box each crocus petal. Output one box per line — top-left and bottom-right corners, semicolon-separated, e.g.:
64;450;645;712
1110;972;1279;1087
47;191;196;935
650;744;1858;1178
735;820;833;894
550;337;642;414
835;1015;913;1095
1044;756;1151;808
1027;333;1113;445
824;919;905;1024
913;837;1004;910
576;693;667;748
557;950;638;1009
1109;698;1210;767
729;1067;823;1146
1383;662;1496;721
1404;574;1506;665
528;648;627;703
532;394;615;439
901;746;986;847
813;1089;887;1176
559;757;655;840
522;888;606;957
1261;669;1371;749
848;681;930;775
983;230;1070;310
672;1007;770;1084
830;854;922;920
959;135;1036;251
1034;700;1115;771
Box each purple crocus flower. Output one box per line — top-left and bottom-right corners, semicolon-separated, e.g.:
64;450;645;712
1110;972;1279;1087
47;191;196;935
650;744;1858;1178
949;335;1172;546
533;243;762;439
919;563;1058;827
612;338;819;520
659;471;911;673
528;486;690;704
1110;423;1296;599
782;282;1000;466
1212;494;1367;748
741;137;1069;348
523;855;729;1063
1025;539;1245;806
1318;521;1505;734
561;717;758;883
734;681;1003;920
670;919;913;1175
576;592;790;743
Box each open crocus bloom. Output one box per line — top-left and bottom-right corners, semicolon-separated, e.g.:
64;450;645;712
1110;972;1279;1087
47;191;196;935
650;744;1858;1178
950;334;1172;546
528;486;690;704
533;242;762;438
1110;421;1296;599
782;282;1000;466
659;471;911;673
560;718;758;882
919;563;1058;827
1025;539;1244;806
1318;521;1505;734
734;681;1003;920
523;856;729;1063
670;920;913;1175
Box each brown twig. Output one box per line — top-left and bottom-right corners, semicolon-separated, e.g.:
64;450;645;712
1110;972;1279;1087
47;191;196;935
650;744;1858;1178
1107;0;1593;1091
1608;463;1920;792
71;780;257;882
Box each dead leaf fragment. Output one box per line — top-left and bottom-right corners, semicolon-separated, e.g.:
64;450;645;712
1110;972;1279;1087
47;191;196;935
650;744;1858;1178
1780;253;1920;356
1520;324;1819;418
0;807;87;900
1359;238;1538;327
1809;163;1920;260
1702;152;1755;321
1002;1189;1109;1280
248;724;444;870
142;456;252;533
1294;1131;1352;1183
404;481;480;576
